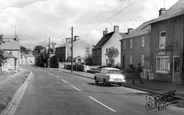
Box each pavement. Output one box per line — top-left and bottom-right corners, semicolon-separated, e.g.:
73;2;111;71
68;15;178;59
51;68;184;106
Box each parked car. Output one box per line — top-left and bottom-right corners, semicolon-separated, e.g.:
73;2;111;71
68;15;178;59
94;67;126;86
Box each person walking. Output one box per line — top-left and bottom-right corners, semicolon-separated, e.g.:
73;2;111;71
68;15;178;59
132;63;144;84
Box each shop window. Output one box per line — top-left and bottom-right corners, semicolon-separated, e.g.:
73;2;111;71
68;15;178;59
156;56;170;73
159;31;166;49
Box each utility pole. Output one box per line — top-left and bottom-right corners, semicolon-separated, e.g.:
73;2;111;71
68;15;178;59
71;27;73;73
48;37;50;68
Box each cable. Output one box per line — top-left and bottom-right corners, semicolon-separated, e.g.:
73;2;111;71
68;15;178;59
79;0;138;31
75;0;127;29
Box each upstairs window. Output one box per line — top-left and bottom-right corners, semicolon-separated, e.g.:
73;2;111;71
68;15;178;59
123;41;126;49
141;36;145;47
130;39;132;49
159;31;166;49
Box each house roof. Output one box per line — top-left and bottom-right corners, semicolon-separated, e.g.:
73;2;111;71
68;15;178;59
3;52;16;58
0;38;20;50
120;19;156;40
152;0;184;24
93;32;114;50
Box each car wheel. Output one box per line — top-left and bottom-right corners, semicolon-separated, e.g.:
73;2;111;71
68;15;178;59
103;79;107;86
118;83;122;86
95;78;99;85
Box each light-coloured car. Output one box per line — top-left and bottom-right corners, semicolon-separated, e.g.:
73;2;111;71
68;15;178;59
94;67;126;86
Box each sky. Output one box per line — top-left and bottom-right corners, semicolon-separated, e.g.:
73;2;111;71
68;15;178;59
0;0;179;49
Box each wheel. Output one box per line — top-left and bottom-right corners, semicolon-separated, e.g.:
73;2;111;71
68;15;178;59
103;79;107;86
95;77;99;85
118;83;122;86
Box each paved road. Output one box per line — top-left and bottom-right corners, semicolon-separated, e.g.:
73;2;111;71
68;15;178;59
13;65;184;115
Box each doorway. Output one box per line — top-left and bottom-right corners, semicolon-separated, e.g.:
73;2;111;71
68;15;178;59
173;56;181;84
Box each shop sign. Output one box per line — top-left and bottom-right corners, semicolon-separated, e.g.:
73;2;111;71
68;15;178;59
158;51;166;56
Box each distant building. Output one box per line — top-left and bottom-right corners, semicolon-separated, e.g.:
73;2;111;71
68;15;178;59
92;26;127;66
0;37;20;71
55;38;93;64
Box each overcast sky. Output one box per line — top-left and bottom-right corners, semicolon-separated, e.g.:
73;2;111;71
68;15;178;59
0;0;178;49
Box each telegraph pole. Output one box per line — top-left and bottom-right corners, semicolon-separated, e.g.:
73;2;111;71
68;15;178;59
48;37;50;68
71;27;73;73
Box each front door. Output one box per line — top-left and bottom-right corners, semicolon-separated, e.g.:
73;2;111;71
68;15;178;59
173;57;181;84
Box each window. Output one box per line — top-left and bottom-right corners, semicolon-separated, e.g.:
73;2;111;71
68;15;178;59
159;31;166;49
141;54;144;66
156;56;170;73
130;39;132;49
86;47;89;54
106;48;109;54
141;36;145;47
129;55;132;64
123;41;126;49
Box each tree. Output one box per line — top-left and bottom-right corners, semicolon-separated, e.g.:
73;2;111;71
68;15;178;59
21;46;32;54
84;54;92;65
105;47;119;67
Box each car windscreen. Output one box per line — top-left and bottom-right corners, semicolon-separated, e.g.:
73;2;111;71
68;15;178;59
107;70;121;74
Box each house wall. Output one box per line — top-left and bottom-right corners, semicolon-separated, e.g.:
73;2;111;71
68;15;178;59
55;47;66;62
56;40;93;62
121;34;150;70
12;50;20;68
101;32;122;66
150;15;184;82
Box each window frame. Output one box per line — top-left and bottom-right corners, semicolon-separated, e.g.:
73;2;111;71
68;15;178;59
129;54;132;65
130;39;132;49
141;54;144;66
123;40;126;49
141;36;145;48
159;31;166;49
156;56;170;73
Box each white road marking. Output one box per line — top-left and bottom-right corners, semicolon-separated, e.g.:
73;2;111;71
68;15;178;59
71;85;81;92
61;79;68;83
89;96;116;112
55;76;59;79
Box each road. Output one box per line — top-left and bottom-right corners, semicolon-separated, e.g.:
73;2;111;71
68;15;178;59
13;65;184;115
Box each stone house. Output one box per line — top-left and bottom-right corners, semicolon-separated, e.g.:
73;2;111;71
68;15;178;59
150;0;184;84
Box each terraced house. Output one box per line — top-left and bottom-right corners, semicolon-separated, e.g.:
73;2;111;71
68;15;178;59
92;26;127;66
120;19;155;74
150;0;184;84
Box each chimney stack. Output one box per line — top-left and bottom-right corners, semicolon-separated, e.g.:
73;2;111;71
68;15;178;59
159;8;167;16
103;28;108;36
114;26;119;33
66;38;71;43
128;28;133;34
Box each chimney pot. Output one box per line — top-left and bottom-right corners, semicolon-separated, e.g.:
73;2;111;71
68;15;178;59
103;28;108;36
159;8;167;16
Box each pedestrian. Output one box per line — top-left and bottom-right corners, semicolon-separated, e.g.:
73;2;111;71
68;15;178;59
132;63;144;84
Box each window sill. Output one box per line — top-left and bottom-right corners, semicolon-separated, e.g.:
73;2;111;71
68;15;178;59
155;71;170;74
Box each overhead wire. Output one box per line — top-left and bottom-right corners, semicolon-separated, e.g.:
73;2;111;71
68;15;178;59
79;0;138;31
75;0;127;29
